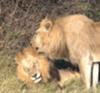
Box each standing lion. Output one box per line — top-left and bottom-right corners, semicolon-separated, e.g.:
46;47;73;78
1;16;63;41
31;14;100;89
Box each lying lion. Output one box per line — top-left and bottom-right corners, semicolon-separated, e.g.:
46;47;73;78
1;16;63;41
15;47;80;87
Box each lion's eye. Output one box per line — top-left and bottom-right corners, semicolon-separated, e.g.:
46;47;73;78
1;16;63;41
24;67;30;73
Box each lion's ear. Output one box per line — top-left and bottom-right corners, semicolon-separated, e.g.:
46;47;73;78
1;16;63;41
15;55;19;65
45;21;53;31
43;17;53;31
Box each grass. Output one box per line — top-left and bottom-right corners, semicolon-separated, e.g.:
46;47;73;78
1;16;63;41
0;53;100;93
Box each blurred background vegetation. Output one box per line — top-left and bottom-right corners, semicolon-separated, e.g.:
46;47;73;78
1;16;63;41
0;0;100;56
0;0;100;93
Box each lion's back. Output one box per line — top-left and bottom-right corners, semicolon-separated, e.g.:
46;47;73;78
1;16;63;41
31;14;100;63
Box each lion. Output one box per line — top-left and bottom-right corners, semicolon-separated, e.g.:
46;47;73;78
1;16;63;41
31;14;100;89
15;47;80;88
15;47;51;84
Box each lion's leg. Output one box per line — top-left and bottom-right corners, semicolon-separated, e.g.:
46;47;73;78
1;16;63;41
92;63;99;88
79;58;92;89
41;69;51;83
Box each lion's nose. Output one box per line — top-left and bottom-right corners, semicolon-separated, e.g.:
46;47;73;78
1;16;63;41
35;47;39;50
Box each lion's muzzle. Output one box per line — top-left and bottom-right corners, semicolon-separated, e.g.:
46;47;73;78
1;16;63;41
31;72;42;83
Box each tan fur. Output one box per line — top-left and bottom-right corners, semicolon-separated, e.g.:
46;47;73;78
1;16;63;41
58;70;80;88
31;14;100;89
15;47;80;87
15;47;53;84
16;65;33;85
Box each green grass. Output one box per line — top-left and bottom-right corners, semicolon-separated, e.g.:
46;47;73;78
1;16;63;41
0;54;100;93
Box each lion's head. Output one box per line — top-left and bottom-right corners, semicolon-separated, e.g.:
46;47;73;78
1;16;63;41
15;47;43;84
31;17;68;60
15;47;56;84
